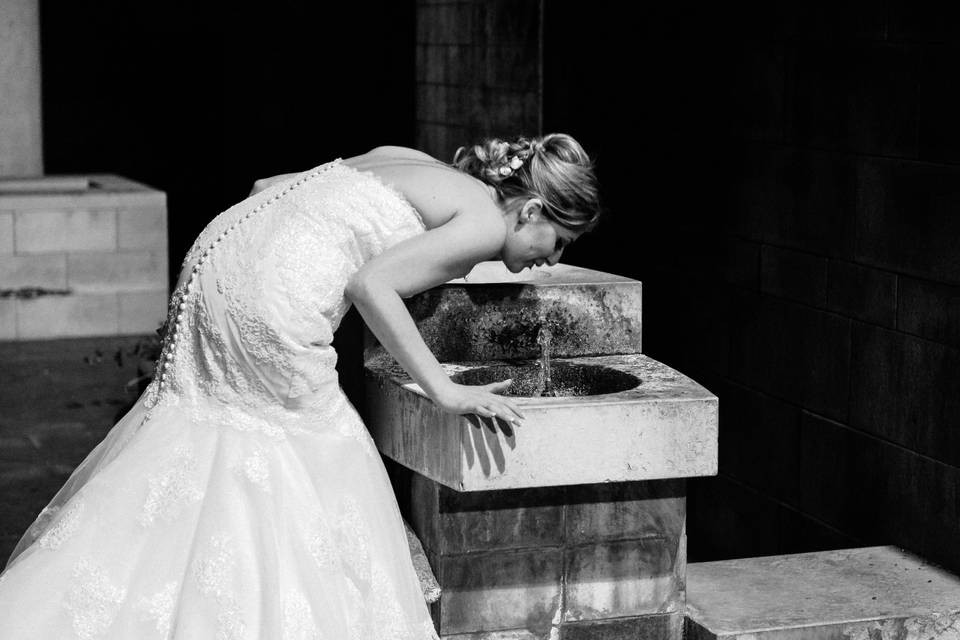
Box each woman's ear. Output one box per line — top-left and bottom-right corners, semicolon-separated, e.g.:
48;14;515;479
519;198;543;223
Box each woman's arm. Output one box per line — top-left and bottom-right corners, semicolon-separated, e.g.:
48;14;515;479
345;211;525;427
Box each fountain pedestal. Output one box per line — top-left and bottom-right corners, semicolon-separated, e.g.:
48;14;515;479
364;262;718;639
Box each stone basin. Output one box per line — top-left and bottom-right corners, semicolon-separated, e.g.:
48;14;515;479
364;353;718;491
450;362;641;397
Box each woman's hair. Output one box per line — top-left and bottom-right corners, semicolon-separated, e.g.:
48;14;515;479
452;133;601;232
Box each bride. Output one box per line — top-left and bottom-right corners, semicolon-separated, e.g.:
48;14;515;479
0;133;600;639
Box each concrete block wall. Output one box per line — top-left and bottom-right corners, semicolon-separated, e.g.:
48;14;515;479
384;457;686;638
0;175;168;340
415;0;542;160
634;11;960;573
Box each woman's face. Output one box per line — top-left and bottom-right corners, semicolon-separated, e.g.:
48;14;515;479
500;199;581;273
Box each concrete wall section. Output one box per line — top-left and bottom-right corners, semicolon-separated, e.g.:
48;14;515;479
538;5;960;574
0;0;43;176
415;0;542;160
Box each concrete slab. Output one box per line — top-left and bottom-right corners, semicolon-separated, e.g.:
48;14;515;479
686;546;960;640
365;353;718;490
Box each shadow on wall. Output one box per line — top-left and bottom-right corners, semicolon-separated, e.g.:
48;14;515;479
543;3;960;574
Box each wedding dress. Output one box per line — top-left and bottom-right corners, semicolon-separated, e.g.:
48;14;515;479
0;159;440;640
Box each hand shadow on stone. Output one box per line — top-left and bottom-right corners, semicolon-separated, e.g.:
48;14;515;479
464;414;515;476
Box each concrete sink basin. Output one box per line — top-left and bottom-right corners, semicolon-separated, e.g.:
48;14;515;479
364;352;718;491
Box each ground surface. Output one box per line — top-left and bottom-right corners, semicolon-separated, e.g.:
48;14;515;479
0;336;149;561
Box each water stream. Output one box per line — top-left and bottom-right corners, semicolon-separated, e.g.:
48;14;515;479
536;325;554;397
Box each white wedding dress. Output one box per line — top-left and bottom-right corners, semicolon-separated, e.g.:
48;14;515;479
0;160;439;640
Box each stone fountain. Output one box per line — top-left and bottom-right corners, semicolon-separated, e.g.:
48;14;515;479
364;261;718;639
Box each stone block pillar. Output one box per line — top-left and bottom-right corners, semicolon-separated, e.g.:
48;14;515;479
0;0;43;176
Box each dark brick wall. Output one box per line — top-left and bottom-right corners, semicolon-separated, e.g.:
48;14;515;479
539;5;960;572
415;0;542;160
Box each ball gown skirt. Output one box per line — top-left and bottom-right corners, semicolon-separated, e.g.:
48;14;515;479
0;160;440;640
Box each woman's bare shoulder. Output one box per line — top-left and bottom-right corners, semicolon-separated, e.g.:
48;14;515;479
366;145;439;163
346;148;499;232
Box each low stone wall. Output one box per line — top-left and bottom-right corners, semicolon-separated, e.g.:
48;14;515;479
0;174;168;340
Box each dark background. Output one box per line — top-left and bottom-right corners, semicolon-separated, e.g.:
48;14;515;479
38;0;960;573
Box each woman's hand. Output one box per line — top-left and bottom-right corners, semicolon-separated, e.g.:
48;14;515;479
434;379;526;433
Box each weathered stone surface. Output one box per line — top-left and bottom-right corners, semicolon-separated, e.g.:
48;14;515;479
826;259;897;327
565;479;685;543
686;546;960;640
898;276;960;348
437;483;565;554
564;538;683;621
562;613;681;640
849;323;960;467
365;353;718;490
438;548;563;635
366;261;642;362
855;158;960;282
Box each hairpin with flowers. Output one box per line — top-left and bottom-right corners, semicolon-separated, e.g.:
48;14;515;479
497;155;525;177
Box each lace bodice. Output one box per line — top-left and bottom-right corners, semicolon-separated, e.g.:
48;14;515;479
143;160;426;430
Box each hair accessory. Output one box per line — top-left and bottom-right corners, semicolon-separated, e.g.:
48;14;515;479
497;155;525;177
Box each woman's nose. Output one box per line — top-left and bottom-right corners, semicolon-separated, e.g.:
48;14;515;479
546;249;563;266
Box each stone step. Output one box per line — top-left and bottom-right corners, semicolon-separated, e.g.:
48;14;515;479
685;546;960;640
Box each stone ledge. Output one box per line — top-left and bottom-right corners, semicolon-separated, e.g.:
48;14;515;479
686;546;960;640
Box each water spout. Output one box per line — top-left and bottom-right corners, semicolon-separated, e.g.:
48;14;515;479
536;325;553;396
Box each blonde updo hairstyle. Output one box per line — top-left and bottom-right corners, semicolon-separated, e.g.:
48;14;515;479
452;133;600;232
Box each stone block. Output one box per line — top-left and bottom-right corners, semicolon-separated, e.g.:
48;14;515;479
67;251;167;293
760;245;827;307
0;253;67;290
563;538;683;621
482;0;539;46
826;259;897;327
438;483;565;554
564;479;685;544
118;290;167;335
16;292;118;338
0;212;13;254
438;548;562;635
417;4;474;45
797;411;884;538
444;630;545;640
717;381;801;506
849;323;960;467
562;614;681;640
0;298;15;339
366;353;718;491
898;276;960;348
786;43;919;157
14;208;116;253
386;262;642;362
686;546;960;640
117;204;167;251
798;410;960;572
855;158;960;282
